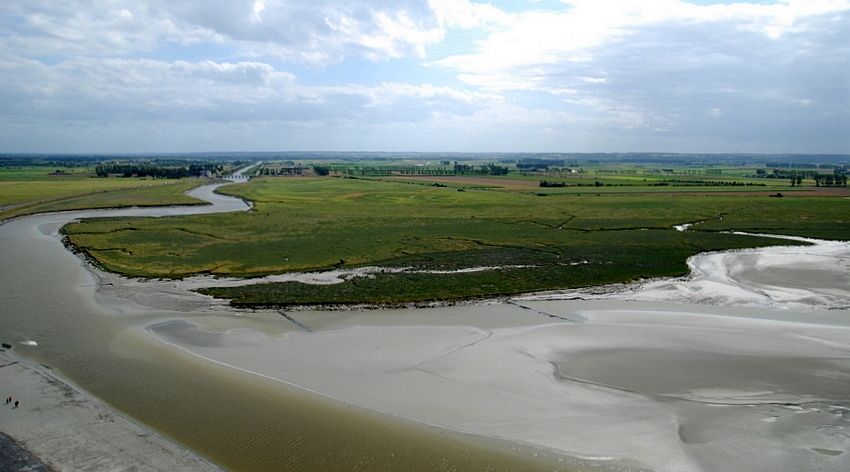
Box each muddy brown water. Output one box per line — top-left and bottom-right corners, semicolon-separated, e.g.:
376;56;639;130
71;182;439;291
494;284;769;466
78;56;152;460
0;185;597;471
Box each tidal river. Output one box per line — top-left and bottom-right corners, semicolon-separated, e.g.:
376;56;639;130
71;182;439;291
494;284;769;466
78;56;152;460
1;182;849;472
0;184;574;471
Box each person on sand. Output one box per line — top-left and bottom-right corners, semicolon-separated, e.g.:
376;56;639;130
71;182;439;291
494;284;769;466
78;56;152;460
13;401;18;409
5;397;9;404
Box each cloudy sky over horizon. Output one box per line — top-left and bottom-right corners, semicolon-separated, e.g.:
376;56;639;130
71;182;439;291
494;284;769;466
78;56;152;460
1;0;848;154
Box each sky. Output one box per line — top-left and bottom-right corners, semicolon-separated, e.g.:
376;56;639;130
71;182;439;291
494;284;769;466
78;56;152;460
1;0;848;154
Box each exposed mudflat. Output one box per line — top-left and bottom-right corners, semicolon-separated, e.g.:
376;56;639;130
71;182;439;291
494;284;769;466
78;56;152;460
4;180;849;472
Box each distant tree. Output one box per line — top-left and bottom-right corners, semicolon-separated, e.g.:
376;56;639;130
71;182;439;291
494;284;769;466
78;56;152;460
453;164;471;174
313;165;330;176
824;174;835;186
484;164;509;175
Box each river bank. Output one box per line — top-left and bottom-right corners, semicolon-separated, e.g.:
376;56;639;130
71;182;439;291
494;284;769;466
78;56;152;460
0;183;580;471
146;288;850;472
2;180;848;471
116;235;850;471
0;350;222;471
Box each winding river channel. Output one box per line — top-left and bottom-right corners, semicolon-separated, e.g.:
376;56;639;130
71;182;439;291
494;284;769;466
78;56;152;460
1;182;849;472
0;184;574;471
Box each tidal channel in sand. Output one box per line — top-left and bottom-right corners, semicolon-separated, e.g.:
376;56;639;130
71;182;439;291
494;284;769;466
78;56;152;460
1;181;849;471
0;184;580;471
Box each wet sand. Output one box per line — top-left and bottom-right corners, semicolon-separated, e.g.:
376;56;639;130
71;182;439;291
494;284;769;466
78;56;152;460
0;351;222;472
4;180;848;471
138;237;850;472
523;234;850;312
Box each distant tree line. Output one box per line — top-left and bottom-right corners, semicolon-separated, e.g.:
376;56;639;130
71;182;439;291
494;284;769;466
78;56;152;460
762;169;848;187
812;173;848;187
2;158;69;168
638;169;722;176
94;163;222;178
453;163;509;175
518;161;552;170
595;169;639;175
655;180;766;187
259;166;302;176
317;164;510;177
765;162;839;169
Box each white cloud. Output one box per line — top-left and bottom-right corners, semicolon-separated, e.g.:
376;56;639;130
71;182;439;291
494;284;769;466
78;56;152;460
435;0;850;88
0;48;498;132
252;1;266;22
1;0;448;67
0;0;848;153
428;0;511;29
421;0;850;151
150;0;446;66
0;1;214;58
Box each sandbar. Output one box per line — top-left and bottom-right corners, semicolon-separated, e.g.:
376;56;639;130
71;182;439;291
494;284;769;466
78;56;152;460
8;200;850;472
140;236;850;472
0;350;222;471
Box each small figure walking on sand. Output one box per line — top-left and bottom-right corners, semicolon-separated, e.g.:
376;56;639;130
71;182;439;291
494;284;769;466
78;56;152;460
5;397;9;404
13;401;18;409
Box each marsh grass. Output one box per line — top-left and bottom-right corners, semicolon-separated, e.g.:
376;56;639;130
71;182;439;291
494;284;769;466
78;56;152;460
691;196;850;239
59;176;839;304
199;230;792;306
0;165;181;204
0;179;160;206
1;180;203;219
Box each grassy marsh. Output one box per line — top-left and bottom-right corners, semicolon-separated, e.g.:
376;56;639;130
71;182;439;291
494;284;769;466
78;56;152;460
0;174;204;220
61;174;849;305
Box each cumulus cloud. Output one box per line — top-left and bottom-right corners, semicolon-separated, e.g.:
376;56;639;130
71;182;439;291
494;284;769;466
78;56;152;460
0;0;847;153
428;0;510;29
0;1;210;58
435;0;850;88
428;0;850;150
151;0;445;65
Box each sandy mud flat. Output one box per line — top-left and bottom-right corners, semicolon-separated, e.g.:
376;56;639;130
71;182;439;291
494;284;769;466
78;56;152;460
0;351;222;471
138;237;850;472
3;182;848;471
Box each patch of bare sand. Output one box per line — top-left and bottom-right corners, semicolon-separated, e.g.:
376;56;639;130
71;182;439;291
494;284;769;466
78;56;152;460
65;232;850;472
523;236;850;311
138;236;850;472
150;302;850;472
0;351;221;472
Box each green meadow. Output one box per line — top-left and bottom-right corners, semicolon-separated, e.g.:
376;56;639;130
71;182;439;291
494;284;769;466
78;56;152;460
60;174;849;306
0;164;203;219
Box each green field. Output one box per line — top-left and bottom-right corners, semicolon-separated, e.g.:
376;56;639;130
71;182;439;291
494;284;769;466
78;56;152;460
4;155;847;307
0;171;177;206
0;164;207;219
60;174;849;306
0;180;205;219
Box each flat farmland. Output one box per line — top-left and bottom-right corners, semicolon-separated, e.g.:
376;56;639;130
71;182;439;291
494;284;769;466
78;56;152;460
0;165;202;219
0;177;171;206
